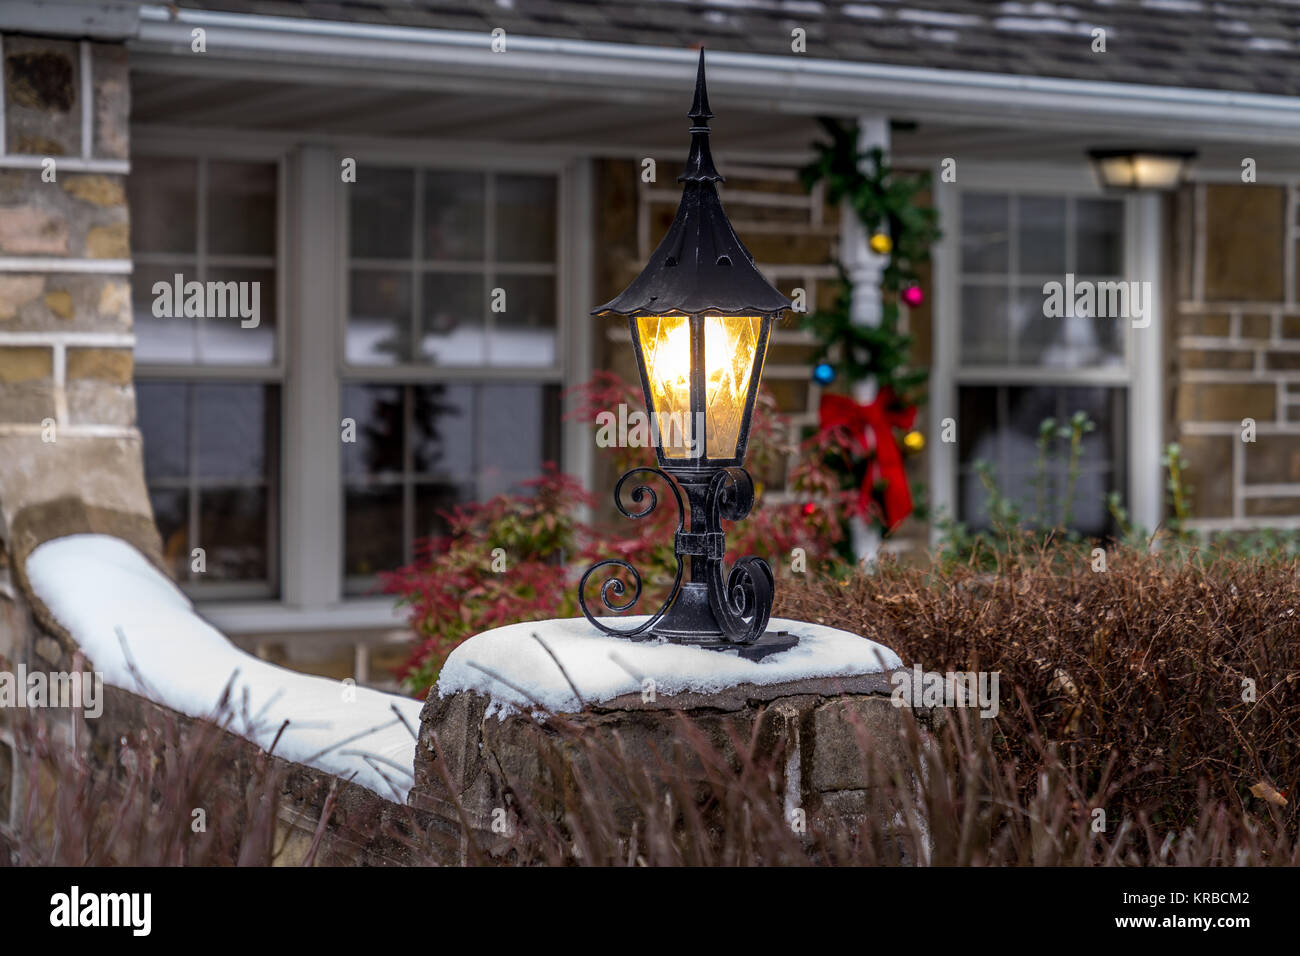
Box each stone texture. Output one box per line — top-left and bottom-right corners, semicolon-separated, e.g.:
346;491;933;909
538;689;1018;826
1240;314;1272;339
66;380;134;427
0;205;69;255
1203;185;1285;302
91;43;129;161
414;669;936;864
1181;313;1231;337
66;347;131;384
0;274;128;332
1175;383;1275;423
1177;434;1233;518
0;169;130;260
61;174;125;207
0;347;52;384
85;222;129;258
1180;348;1254;371
3;37;81;157
1244;437;1300;485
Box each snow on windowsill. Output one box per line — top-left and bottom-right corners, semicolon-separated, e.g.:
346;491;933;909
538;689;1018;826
436;616;903;718
24;534;422;801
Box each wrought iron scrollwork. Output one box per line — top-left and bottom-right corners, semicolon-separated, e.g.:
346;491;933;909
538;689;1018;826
578;464;775;647
577;467;685;638
705;468;774;644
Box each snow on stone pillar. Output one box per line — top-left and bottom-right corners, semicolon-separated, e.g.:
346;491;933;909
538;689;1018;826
840;116;889;563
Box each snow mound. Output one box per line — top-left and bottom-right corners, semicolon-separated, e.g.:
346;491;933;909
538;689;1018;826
437;615;902;717
25;534;422;800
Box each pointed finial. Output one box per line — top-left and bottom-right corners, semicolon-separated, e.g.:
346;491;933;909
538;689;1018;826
688;47;713;126
679;48;724;184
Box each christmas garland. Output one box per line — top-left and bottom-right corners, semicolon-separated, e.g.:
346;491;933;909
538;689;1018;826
798;118;941;535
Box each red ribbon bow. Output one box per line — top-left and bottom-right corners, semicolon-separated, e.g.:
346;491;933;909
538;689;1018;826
818;387;916;532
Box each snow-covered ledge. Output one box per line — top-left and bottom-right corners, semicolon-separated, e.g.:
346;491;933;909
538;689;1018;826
23;534;422;801
414;616;919;862
435;616;903;717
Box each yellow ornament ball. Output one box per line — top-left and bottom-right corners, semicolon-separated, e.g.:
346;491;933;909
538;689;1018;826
903;430;925;454
869;232;893;255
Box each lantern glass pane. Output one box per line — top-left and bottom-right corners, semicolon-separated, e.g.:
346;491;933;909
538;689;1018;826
636;314;694;459
704;315;764;459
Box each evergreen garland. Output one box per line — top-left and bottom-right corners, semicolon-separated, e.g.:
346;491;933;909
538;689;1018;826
799;118;941;403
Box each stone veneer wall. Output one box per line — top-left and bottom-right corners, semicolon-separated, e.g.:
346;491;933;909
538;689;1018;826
1172;182;1300;528
591;157;932;550
0;31;156;553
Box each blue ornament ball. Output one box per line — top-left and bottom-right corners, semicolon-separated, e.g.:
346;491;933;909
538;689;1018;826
813;362;836;385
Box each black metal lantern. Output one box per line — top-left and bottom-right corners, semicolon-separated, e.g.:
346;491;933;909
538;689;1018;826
579;50;794;655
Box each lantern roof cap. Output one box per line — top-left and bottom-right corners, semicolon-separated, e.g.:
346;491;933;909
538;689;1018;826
592;49;792;318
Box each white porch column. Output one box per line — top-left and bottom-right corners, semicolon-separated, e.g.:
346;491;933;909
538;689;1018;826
839;116;890;563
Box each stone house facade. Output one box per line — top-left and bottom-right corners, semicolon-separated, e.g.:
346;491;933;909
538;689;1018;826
3;0;1300;692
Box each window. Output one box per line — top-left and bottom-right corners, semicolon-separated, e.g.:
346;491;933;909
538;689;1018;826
952;189;1131;536
129;155;282;597
342;165;563;591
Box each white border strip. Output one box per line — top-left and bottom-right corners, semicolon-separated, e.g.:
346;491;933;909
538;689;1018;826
0;258;132;273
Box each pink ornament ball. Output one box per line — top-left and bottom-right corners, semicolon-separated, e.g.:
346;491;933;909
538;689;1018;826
902;286;924;308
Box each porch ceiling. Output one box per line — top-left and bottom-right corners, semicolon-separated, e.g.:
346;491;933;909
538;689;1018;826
131;70;1298;176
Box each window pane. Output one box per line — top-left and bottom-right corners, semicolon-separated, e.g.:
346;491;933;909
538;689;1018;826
136;381;188;478
197;487;268;581
411;383;474;481
1077;198;1124;275
128;157;196;254
149;487;189;581
341;384;404;477
344;485;404;579
960;192;1008;274
135;381;279;591
479;383;560;498
495;174;557;263
958;385;1125;536
420;272;485;366
414;481;465;542
1015;283;1125;369
423;170;484;260
133;264;199;365
207;161;276;257
196;267;276;365
350;167;414;259
348;270;412;365
194;383;270;480
1018;195;1066;275
960;284;1010;365
491;274;556;367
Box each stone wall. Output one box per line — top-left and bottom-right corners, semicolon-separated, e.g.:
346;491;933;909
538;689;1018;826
0;540;412;866
0;31;155;561
1172;182;1300;528
414;671;934;864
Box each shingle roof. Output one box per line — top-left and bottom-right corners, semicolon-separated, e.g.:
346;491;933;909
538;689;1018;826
169;0;1300;97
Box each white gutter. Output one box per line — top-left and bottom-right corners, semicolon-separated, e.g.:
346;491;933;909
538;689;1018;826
132;4;1300;144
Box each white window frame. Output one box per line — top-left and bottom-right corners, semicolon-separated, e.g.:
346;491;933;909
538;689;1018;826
130;135;291;601
929;163;1164;542
130;134;593;632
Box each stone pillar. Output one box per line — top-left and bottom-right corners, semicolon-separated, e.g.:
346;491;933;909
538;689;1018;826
0;25;158;568
840;116;890;562
411;617;931;864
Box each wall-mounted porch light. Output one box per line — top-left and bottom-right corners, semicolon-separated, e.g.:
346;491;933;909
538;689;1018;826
1088;148;1197;191
578;50;794;656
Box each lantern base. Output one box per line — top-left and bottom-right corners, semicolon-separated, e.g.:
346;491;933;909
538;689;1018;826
678;630;799;662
